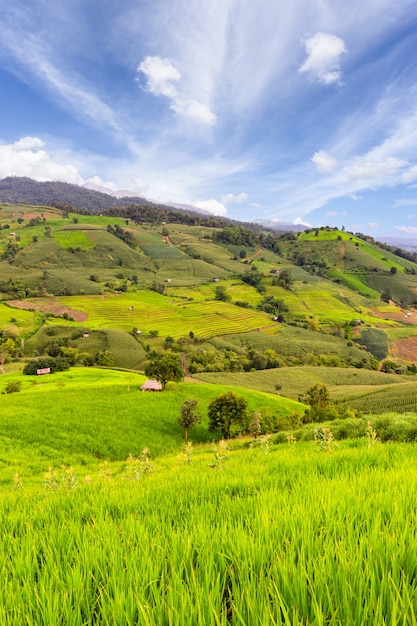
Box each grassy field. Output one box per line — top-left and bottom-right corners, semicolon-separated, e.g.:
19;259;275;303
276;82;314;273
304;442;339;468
0;302;39;335
8;292;279;339
23;326;147;368
194;365;411;403
218;326;368;362
0;368;303;480
334;380;417;414
1;436;417;624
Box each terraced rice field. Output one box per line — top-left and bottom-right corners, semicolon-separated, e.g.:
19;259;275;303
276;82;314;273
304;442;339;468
41;293;280;338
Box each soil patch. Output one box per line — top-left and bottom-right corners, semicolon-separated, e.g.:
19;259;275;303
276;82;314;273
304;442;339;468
371;308;417;324
8;298;88;322
392;336;417;362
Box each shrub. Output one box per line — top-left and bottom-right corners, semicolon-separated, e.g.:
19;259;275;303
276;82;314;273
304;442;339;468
23;356;70;375
3;380;22;394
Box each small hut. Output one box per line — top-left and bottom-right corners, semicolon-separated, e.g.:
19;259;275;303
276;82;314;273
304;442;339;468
140;379;162;392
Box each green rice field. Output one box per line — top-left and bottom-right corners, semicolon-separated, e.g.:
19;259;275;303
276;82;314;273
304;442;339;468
1;438;417;624
17;292;280;338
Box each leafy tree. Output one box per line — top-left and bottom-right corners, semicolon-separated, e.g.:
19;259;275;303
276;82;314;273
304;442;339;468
95;350;116;367
178;399;202;441
242;269;263;287
23;356;70;375
302;383;336;423
306;383;330;407
272;269;293;289
208;391;248;439
214;285;231;302
144;353;184;390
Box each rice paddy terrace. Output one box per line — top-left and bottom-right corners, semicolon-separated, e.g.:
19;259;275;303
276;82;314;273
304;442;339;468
3;197;417;624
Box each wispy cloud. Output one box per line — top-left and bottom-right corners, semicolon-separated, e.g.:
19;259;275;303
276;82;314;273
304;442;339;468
395;225;417;234
1;0;417;235
221;192;248;205
137;56;217;125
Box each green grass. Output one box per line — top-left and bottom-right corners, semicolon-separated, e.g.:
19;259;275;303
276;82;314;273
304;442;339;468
53;230;96;250
15;292;279;339
219;326;368;362
0;368;302;476
194;366;410;400
24;327;147;368
1;441;417;624
0;302;39;334
268;280;394;326
335;381;417;414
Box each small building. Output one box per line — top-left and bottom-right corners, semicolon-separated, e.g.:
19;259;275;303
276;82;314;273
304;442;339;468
140;379;162;392
37;367;51;375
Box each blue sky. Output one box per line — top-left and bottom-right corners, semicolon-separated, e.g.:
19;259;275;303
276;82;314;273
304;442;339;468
1;1;417;238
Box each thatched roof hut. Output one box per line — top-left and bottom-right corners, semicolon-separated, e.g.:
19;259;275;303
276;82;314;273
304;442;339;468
140;379;162;392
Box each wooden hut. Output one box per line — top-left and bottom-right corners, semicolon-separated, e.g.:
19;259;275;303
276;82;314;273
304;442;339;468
140;379;162;392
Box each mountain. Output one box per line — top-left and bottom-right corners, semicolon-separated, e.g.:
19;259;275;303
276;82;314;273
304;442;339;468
81;181;140;199
253;219;307;233
378;236;417;252
0;176;173;213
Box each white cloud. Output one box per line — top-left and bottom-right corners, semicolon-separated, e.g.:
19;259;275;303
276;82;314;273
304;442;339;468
13;136;45;151
311;150;337;172
299;32;347;85
326;210;347;216
83;176;118;193
0;137;82;183
293;217;312;227
137;55;217;125
395;226;417;235
195;199;227;216
344;156;407;180
138;56;180;98
403;165;417;183
395;199;417;207
171;99;217;125
221;192;248;205
368;222;378;229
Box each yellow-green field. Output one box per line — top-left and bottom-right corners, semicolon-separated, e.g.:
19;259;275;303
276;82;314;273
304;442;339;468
9;292;279;339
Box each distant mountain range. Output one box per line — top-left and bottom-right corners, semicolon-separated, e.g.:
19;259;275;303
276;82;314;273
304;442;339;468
252;219;307;233
0;176;309;234
0;176;177;214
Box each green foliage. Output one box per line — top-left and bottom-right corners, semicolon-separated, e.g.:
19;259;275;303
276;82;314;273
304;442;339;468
208;391;248;438
178;399;202;441
242;268;263;287
1;440;417;623
213;226;257;247
23;356;70;375
95;350;116;367
302;383;336;423
272;268;293;289
3;380;22;394
355;328;389;360
214;285;231;302
145;353;183;389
